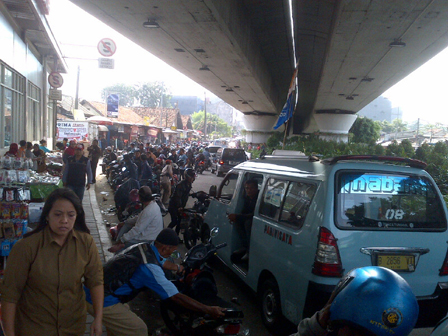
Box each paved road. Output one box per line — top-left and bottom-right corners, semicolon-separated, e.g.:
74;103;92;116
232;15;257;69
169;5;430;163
190;170;434;336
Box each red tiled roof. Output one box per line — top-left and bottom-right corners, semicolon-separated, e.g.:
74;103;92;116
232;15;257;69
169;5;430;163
81;101;145;124
132;107;181;128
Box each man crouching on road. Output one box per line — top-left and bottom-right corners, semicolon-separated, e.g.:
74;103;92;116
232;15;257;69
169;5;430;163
84;228;225;336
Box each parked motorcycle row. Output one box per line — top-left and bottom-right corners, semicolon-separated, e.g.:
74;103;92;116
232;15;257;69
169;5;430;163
101;145;250;335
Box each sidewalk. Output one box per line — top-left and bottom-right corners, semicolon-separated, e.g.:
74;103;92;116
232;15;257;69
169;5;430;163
82;185;113;335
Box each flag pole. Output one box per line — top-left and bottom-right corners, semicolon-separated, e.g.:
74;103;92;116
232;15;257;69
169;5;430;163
282;119;289;150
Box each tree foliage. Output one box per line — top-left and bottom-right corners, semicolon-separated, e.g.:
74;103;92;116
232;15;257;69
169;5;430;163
135;81;171;108
191;110;232;137
101;83;136;107
101;81;171;108
379;119;408;133
349;116;381;145
259;133;448;194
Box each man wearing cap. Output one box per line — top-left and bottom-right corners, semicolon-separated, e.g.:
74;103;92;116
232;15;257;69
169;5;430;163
86;229;225;336
108;186;163;253
62;144;93;201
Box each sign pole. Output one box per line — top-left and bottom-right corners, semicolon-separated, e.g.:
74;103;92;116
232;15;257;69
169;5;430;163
75;65;80;109
204;92;207;141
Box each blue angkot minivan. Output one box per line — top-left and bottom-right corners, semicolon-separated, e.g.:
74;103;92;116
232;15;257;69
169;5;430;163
204;153;448;332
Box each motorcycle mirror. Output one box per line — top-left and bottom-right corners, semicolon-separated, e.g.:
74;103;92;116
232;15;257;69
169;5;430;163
209;185;217;197
210;227;219;238
171;251;181;259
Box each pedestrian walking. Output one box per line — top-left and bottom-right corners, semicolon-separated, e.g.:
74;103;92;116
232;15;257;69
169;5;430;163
62;144;93;201
87;139;102;184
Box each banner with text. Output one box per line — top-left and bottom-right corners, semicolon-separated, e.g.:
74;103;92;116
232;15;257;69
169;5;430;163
56;121;89;141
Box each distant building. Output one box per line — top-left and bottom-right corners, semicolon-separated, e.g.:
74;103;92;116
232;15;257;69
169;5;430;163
170;96;203;115
206;100;235;126
358;96;398;122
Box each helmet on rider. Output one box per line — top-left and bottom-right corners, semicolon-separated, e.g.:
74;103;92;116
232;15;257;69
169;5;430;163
129;189;139;202
329;266;418;336
184;168;196;179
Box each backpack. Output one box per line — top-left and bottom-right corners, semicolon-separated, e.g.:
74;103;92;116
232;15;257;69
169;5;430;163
103;242;159;303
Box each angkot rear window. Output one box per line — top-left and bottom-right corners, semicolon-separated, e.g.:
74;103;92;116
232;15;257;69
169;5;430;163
222;149;246;161
335;171;447;231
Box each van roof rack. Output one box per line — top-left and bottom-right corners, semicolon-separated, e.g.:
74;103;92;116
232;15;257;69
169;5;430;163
322;155;427;169
260;153;320;162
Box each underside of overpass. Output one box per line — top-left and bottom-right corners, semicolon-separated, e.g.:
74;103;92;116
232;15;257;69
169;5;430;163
69;0;448;141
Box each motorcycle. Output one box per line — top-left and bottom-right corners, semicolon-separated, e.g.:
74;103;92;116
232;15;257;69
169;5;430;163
160;231;249;336
195;161;206;174
180;192;211;249
140;173;161;195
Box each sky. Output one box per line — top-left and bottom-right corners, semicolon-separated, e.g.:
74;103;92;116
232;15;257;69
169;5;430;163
48;0;448;125
47;0;218;103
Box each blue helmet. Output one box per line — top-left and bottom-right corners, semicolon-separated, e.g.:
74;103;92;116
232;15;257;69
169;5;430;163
329;266;418;336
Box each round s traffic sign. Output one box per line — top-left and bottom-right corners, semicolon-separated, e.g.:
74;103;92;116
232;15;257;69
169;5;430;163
48;72;64;88
98;38;117;57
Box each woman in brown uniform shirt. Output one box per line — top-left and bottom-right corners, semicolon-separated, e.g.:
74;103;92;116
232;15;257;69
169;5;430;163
1;188;104;336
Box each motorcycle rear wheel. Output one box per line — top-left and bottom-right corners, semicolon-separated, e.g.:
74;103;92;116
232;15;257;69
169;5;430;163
184;224;199;249
160;301;191;336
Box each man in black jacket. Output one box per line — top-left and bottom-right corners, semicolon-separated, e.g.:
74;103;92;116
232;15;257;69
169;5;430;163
168;168;195;238
62;144;93;200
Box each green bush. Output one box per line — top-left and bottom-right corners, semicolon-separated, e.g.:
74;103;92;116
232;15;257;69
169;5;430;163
264;133;448;194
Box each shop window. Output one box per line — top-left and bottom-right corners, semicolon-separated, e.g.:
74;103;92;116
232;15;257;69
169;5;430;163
1;62;25;147
4;89;12;147
27;82;41;141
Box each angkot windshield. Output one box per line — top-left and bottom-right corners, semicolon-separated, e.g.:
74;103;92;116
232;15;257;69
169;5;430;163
335;171;447;231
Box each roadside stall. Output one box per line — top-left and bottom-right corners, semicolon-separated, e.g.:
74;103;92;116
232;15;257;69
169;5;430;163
0;156;62;265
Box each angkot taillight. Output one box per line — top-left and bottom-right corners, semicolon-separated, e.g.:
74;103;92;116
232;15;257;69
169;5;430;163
439;247;448;275
219;160;224;165
216;323;241;335
312;227;343;277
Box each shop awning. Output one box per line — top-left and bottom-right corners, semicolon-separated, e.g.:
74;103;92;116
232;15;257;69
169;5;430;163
97;125;109;132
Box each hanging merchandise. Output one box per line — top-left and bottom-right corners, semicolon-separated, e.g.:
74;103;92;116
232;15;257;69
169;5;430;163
0;156;62;262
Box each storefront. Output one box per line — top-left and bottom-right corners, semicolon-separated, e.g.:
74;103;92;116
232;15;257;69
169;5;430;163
0;1;67;153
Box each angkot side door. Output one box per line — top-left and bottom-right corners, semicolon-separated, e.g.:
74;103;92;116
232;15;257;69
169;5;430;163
205;171;241;266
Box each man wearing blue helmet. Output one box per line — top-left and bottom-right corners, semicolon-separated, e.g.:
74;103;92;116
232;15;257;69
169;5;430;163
291;266;419;336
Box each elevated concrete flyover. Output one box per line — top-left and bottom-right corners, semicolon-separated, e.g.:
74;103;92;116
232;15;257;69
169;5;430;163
69;0;448;142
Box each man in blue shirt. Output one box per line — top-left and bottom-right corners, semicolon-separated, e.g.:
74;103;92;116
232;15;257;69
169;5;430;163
85;229;224;336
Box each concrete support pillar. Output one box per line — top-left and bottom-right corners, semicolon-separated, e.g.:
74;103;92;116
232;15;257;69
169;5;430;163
312;113;357;143
242;114;278;144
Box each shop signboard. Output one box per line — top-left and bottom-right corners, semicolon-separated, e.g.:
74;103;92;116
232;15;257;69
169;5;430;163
131;125;139;137
107;93;119;118
56;121;89;141
148;128;158;137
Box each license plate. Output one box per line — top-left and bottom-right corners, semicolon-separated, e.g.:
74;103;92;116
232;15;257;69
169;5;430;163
377;255;415;271
229;161;236;165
